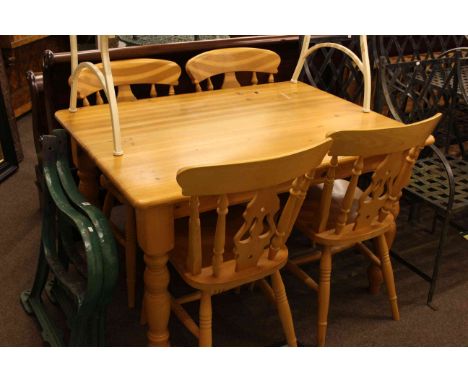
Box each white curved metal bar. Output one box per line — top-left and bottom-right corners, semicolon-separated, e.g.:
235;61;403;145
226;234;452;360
291;36;371;112
98;36;123;156
291;35;311;83
359;36;371;112
68;35;123;156
70;35;78;74
69;61;108;112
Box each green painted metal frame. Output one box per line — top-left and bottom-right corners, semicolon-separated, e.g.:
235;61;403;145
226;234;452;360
21;132;118;346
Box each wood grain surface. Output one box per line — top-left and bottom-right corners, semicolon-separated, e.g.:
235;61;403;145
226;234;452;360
55;81;405;209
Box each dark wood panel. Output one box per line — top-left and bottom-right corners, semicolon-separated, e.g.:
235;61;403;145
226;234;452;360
0;52;19;179
0;54;23;162
1;35;69;117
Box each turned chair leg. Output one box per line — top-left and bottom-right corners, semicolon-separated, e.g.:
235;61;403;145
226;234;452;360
375;235;400;321
199;291;212;346
317;247;332;346
367;263;383;295
271;271;297;347
125;205;137;309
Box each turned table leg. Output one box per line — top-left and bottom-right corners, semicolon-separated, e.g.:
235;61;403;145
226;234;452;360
72;140;100;206
136;205;174;346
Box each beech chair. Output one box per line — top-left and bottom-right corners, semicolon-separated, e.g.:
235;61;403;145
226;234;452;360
20;134;119;346
185;47;281;91
73;58;182;308
287;115;441;346
437;47;468;153
380;56;468;305
170;139;332;346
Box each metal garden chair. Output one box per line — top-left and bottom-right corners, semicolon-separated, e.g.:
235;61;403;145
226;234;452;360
372;35;468;115
380;56;468;306
437;47;468;156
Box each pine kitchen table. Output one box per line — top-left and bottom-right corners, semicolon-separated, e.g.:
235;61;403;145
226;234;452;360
55;81;407;346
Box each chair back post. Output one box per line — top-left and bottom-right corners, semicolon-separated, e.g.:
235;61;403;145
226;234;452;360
334;156;364;234
187;195;202;275
316;155;338;233
270;169;316;259
213;195;229;276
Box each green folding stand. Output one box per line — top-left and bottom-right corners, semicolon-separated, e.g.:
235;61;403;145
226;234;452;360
21;134;118;346
53;129;119;345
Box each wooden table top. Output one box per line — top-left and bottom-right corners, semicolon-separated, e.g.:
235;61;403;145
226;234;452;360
55;81;404;209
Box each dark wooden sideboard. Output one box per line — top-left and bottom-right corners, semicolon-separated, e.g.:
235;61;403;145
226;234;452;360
0;52;19;181
0;35;69;118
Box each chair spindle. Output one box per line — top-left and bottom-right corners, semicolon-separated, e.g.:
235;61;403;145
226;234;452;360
188;195;202;275
335;156;364;234
212;195;229;277
251;72;258;85
150;84;157;97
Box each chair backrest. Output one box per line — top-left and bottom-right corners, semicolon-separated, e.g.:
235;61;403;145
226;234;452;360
438;47;468;105
291;35;371;112
185;47;281;91
176;139;332;276
381;57;459;124
374;35;468;65
73;58;182;106
314;114;441;236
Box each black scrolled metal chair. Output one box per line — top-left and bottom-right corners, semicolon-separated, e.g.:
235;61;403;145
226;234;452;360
374;36;468;65
372;36;468;114
437;47;468;152
297;35;366;106
380;55;468;306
